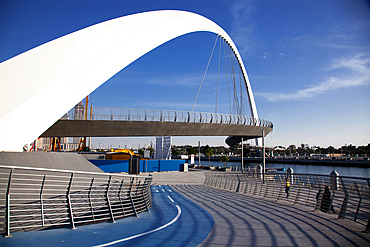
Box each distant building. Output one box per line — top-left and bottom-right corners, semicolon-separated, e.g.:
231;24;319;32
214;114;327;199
34;102;84;151
73;102;85;145
155;136;172;160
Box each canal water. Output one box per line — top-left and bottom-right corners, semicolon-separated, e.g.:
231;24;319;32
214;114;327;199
195;160;370;178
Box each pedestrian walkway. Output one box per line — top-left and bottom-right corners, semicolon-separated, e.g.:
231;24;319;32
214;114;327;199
149;169;206;185
150;170;370;247
2;170;369;247
0;183;213;247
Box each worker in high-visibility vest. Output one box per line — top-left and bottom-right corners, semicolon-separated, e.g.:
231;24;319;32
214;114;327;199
285;178;290;198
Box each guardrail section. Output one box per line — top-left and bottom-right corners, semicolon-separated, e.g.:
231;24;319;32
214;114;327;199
204;172;370;231
63;107;273;128
0;166;152;237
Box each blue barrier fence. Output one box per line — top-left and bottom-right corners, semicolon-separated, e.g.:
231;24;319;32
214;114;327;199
89;159;186;173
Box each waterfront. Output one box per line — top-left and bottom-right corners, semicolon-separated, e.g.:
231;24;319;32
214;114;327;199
194;160;370;178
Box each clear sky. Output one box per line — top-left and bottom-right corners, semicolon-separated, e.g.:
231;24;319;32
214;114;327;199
1;0;369;149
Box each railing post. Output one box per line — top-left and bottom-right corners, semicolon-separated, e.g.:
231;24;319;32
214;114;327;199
223;175;228;189
4;169;13;238
204;173;209;185
142;178;151;212
67;173;76;229
330;170;339;190
262;130;265;183
147;175;153;207
118;179;125;216
88;178;95;221
129;177;138;217
366;218;370;233
236;174;241;192
210;173;214;186
106;175;115;222
209;174;214;187
216;175;222;188
136;181;143;212
40;175;46;226
338;178;349;219
354;182;362;222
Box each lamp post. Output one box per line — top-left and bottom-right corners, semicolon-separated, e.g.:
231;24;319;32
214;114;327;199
262;130;265;184
241;137;244;173
198;141;201;166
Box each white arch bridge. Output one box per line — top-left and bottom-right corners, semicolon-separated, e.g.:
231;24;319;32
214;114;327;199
0;10;273;151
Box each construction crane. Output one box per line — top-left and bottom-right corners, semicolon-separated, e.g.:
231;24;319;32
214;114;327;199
50;137;61;151
77;95;89;152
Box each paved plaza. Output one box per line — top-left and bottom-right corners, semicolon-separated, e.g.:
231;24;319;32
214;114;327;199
151;170;370;247
2;170;369;247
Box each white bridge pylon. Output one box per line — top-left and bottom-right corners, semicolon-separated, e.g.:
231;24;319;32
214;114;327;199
0;10;259;151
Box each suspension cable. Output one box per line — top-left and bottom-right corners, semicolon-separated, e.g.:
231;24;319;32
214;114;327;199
227;46;238;115
222;39;232;114
190;35;219;115
215;34;221;114
239;66;245;116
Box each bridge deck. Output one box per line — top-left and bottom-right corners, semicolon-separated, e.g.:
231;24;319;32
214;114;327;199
41;120;272;138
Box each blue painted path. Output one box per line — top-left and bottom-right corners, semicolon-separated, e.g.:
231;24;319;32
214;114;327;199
1;185;214;247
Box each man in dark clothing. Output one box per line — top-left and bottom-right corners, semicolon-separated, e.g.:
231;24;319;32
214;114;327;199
320;186;336;213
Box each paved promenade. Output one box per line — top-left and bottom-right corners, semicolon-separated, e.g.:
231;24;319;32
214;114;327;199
2;170;369;247
151;170;370;247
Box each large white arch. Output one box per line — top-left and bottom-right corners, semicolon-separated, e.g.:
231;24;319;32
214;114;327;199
0;10;258;151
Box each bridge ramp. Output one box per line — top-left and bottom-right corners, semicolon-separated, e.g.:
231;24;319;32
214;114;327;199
0;152;103;172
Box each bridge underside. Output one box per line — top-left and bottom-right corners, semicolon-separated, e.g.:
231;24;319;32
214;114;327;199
41;120;272;140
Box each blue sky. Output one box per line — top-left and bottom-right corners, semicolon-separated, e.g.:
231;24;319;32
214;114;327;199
1;0;369;149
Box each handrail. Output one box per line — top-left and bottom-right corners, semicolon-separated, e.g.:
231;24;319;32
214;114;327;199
204;171;370;232
0;165;149;178
62;107;274;128
0;165;153;237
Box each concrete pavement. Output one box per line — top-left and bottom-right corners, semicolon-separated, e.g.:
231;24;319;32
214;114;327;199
0;183;213;247
2;170;369;246
151;170;370;247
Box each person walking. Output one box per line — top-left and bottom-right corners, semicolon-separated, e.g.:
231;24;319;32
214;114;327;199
320;186;336;213
285;178;290;198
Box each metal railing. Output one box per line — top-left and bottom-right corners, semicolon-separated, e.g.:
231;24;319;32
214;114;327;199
63;107;273;128
0;165;152;237
204;171;370;231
